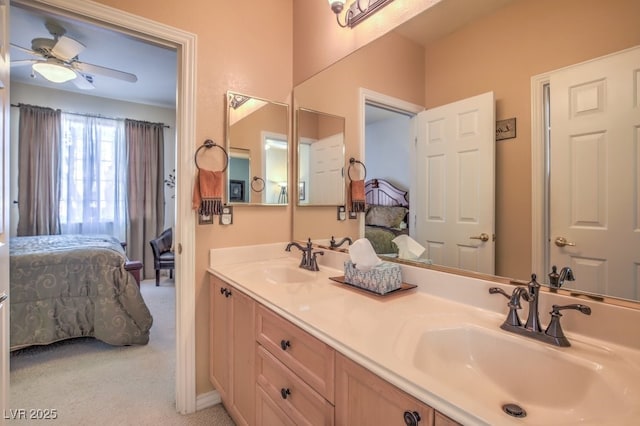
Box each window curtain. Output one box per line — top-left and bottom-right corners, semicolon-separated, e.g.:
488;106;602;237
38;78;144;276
126;119;165;279
17;104;62;236
59;114;128;242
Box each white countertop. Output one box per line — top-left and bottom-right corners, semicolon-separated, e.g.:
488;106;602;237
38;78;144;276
208;243;640;425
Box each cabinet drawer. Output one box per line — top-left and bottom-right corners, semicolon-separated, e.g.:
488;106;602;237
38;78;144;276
256;304;335;402
335;353;434;426
256;346;334;426
256;385;297;426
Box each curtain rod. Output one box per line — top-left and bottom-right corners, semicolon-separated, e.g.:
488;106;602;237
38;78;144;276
10;103;170;129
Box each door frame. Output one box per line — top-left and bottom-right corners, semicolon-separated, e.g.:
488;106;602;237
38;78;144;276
358;88;423;236
10;0;198;414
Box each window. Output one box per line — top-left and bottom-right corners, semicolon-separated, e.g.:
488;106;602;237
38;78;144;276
59;113;127;239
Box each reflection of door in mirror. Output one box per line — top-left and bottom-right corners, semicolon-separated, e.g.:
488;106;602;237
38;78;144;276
263;133;288;204
297;108;346;206
533;46;640;301
229;148;250;202
413;92;495;275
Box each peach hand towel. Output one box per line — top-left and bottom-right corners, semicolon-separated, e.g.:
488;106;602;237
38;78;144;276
192;169;223;215
350;179;366;213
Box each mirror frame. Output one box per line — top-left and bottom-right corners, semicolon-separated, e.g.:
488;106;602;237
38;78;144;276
225;91;290;206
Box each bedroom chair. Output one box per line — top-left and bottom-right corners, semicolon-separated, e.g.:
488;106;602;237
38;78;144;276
149;228;175;286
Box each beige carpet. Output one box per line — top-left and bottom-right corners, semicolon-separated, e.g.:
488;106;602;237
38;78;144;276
10;278;235;426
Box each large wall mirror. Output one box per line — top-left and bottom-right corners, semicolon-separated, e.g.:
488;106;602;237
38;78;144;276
296;108;345;206
226;91;289;205
292;0;640;304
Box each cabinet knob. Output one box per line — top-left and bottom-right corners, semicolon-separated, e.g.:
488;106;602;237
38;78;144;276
403;411;421;426
280;388;291;399
225;288;232;297
280;339;291;350
220;287;226;295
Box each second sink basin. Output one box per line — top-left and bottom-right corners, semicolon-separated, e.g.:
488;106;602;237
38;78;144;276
394;321;640;424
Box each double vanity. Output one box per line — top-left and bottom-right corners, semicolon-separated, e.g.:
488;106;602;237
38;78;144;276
208;242;640;425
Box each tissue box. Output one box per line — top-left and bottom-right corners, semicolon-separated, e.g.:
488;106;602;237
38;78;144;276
343;260;402;295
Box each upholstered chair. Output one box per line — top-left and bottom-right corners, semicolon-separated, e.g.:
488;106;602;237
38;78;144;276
149;228;175;286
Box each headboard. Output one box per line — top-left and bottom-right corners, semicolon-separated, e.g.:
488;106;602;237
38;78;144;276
364;179;409;207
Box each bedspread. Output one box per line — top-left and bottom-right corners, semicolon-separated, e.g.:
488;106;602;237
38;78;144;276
9;234;153;350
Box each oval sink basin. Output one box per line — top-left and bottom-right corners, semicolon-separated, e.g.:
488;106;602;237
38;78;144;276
261;265;317;284
395;323;640;424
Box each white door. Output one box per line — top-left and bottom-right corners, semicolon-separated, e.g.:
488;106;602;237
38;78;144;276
309;134;344;205
412;92;495;274
549;47;640;300
0;0;10;421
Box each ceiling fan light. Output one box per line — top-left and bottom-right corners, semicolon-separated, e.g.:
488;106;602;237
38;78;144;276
32;61;76;83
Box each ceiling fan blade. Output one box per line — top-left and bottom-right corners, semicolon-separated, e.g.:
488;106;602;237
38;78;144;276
10;43;40;57
52;36;85;61
11;59;40;67
75;61;138;83
71;69;95;90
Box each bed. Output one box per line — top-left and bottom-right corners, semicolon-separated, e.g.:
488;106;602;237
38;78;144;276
364;179;410;254
9;234;153;351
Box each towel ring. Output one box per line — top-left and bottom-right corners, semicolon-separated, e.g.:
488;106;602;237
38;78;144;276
194;139;229;172
251;176;265;192
347;157;367;181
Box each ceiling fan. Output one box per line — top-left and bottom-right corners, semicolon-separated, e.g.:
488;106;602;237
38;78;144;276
10;21;138;90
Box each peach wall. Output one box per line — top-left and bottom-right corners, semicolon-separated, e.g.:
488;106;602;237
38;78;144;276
293;0;442;84
423;0;640;279
293;30;424;241
94;0;293;395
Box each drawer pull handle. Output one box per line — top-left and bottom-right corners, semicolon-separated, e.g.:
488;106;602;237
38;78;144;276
403;411;421;426
280;388;291;400
280;339;291;350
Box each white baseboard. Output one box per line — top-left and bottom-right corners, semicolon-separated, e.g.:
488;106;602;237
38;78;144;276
196;390;222;411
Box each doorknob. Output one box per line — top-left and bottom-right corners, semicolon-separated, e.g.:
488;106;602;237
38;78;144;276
555;237;576;248
470;233;490;242
0;293;7;304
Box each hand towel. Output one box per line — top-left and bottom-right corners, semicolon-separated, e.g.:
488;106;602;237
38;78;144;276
192;169;223;215
349;238;381;271
350;179;366;212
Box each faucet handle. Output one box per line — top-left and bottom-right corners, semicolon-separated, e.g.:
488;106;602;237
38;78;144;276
548;265;560;287
489;287;524;327
544;304;591;347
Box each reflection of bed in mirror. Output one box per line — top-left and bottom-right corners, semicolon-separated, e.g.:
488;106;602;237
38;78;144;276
364;179;409;254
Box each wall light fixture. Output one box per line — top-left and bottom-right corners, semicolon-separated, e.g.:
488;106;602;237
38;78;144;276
328;0;395;28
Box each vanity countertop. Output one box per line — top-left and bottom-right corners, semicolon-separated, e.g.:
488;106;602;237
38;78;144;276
208;243;640;425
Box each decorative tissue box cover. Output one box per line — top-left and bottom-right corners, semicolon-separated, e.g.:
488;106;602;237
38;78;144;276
343;260;402;294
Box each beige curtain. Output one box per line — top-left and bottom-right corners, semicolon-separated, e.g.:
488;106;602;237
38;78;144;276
17;104;62;236
126;119;165;279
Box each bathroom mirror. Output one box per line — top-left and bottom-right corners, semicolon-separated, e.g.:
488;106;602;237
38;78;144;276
292;0;640;304
296;108;346;206
226;91;289;205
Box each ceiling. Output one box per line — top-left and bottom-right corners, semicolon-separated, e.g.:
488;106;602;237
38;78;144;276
9;4;177;109
8;0;513;112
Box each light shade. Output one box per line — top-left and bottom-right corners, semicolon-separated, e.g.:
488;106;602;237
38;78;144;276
329;0;346;14
32;61;76;83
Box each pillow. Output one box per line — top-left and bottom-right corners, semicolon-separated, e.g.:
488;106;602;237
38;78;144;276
365;206;408;228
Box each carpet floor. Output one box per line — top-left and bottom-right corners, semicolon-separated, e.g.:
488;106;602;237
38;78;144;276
9;278;235;426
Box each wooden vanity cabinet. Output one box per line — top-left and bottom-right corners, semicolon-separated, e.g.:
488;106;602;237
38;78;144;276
210;274;462;425
209;276;256;426
255;304;335;425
